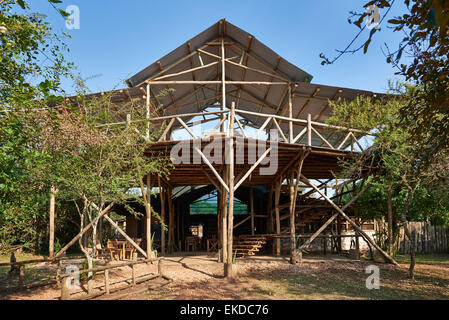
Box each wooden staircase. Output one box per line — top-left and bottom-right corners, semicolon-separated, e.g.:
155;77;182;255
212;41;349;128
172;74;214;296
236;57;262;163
232;235;269;258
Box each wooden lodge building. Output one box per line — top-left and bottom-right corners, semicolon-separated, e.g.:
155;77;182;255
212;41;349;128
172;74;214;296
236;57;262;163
54;19;398;276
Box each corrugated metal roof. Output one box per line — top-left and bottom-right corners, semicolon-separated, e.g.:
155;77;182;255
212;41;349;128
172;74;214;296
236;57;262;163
77;19;379;148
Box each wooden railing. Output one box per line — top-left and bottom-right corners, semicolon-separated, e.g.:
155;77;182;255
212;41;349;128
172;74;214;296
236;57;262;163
59;258;168;300
0;255;87;292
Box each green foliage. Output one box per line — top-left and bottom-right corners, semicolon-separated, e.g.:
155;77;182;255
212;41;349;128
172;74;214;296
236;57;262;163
0;1;73;251
80;259;97;282
322;0;449;165
329;88;448;227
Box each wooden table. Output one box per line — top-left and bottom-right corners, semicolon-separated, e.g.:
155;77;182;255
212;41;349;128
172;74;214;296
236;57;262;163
115;240;127;260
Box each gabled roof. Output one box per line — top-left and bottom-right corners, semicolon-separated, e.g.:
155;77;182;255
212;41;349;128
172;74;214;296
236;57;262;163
121;19;378;143
126;19;313;87
77;19;378;149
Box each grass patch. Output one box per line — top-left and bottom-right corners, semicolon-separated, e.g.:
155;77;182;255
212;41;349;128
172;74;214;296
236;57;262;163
394;254;449;266
241;257;449;300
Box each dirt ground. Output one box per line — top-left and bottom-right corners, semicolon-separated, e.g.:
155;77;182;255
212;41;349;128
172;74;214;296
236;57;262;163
1;253;448;300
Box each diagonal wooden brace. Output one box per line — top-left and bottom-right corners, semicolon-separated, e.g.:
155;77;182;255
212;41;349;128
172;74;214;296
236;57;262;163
300;174;399;266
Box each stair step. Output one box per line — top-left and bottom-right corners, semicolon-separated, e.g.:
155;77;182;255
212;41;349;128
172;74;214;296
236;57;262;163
235;241;266;245
233;245;263;249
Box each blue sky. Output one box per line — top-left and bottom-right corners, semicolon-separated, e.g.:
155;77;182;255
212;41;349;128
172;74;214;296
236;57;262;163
31;0;408;95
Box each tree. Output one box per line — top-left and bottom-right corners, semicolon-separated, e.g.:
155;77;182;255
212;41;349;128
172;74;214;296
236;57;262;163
321;0;449;165
0;0;72;251
32;84;172;280
328;88;448;279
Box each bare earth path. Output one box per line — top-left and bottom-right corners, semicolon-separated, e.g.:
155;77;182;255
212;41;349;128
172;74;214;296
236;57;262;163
1;254;449;300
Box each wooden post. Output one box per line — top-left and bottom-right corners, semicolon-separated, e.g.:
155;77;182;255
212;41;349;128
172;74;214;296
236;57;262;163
353;180;360;259
217;190;222;251
132;264;136;286
146;83;151;140
274;178;281;256
18;265;24;288
177;202;180;250
288;86;293;143
158;178;166;256
225;102;235;278
158;259;163;277
267;184;274;234
250;187;255;236
104;269;110;295
167;186;174;253
337;216;342;253
289;174;296;264
221;37;227;133
49;186;58;259
146;175;152;260
61;277;70;300
221;167;228;264
289;154;307;264
307;114;312;146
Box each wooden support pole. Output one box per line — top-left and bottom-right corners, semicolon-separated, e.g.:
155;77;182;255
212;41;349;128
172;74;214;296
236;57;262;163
250;187;255;236
146;84;151;140
158;259;163;277
146;175;152;260
225;102;235;278
300;174;399;265
221;166;228;264
274;179;281;256
289;173;296;263
167;186;173;253
288;86;293;143
104;269;110;295
221;37;227;133
217;189;222;251
49;186;58;259
158;178;166;257
353;180;360;259
267;184;274;233
337;216;343;253
132;264;136;286
61;277;70;300
177;202;180;250
297;183;370;252
288;153;308;264
307;114;312;146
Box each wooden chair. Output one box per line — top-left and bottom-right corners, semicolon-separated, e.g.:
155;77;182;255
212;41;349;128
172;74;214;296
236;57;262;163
185;237;196;252
124;239;142;260
107;240;122;260
123;242;135;260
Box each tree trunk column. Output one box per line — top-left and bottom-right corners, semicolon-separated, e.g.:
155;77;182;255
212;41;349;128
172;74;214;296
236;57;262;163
289;173;297;264
146;175;152;259
225;102;235;278
274;179;281;256
49;186;58;259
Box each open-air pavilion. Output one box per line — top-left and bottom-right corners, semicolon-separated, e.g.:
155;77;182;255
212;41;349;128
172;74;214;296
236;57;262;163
51;19;398;278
